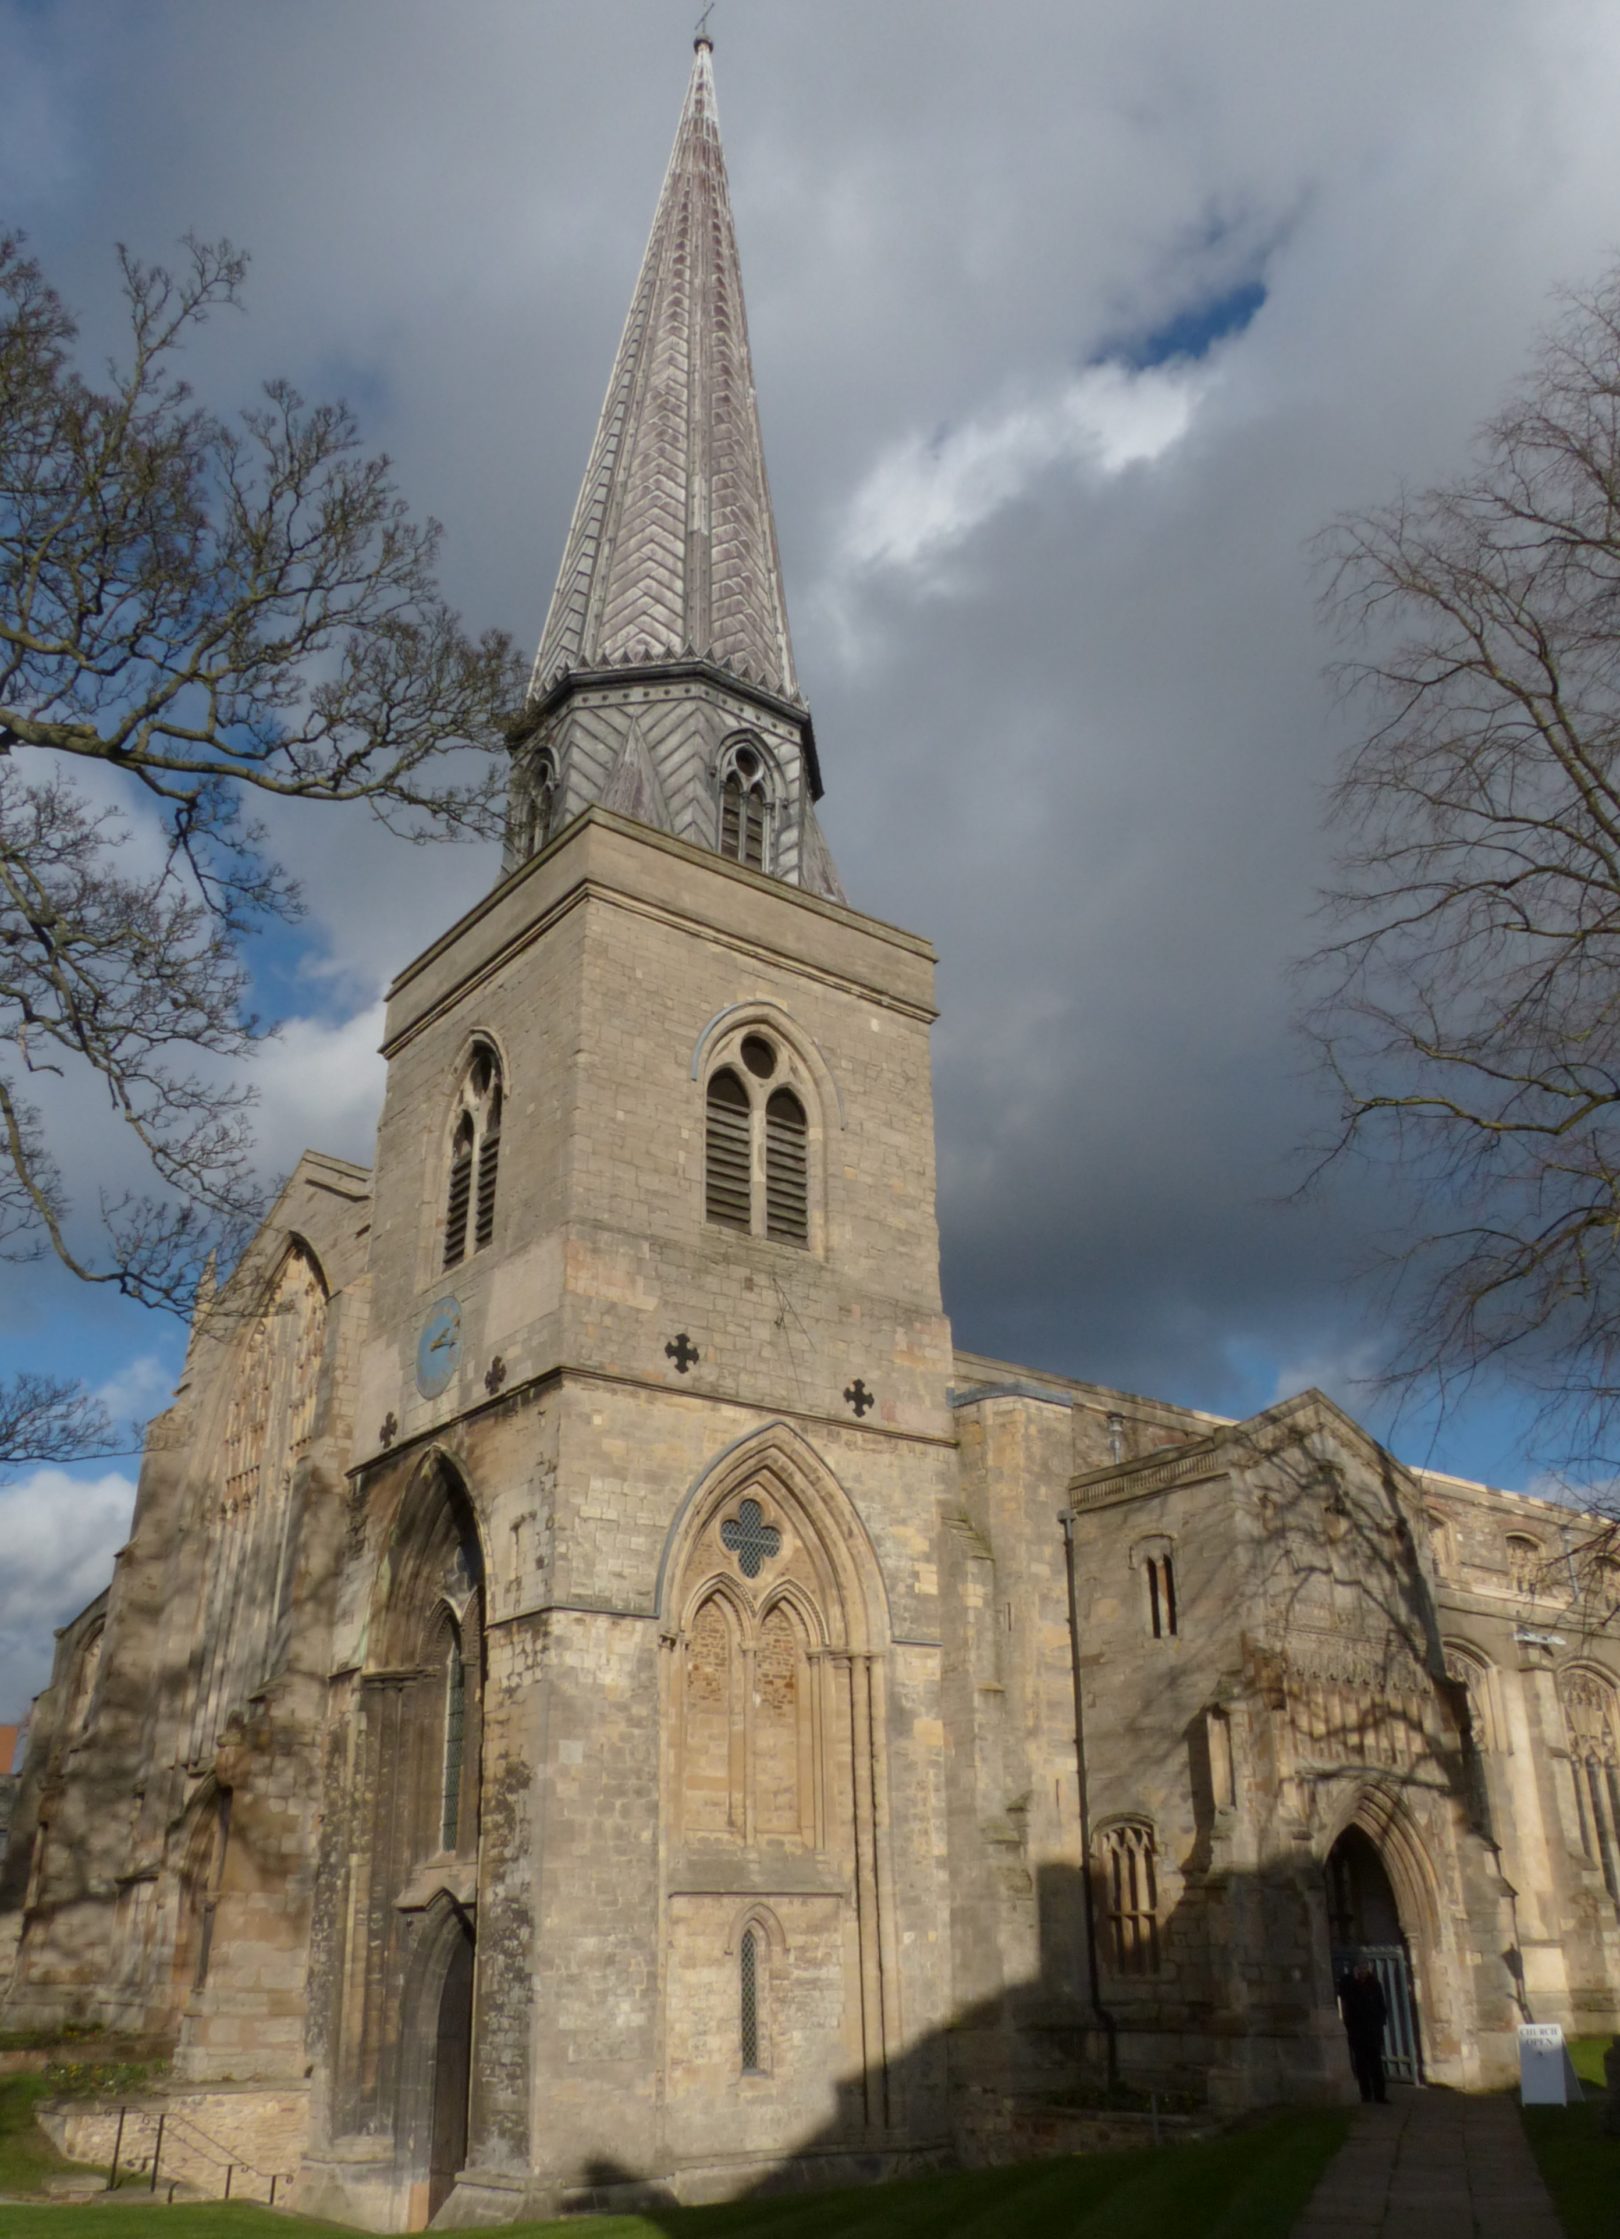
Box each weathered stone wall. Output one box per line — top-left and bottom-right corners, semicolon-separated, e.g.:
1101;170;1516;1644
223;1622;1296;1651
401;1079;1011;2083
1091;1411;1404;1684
40;2085;308;2204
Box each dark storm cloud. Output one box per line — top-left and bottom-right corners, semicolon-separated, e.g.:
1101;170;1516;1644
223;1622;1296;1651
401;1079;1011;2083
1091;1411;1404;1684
5;0;1620;1714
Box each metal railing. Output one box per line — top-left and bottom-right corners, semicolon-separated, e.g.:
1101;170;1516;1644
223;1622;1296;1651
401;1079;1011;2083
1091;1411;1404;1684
105;2099;294;2206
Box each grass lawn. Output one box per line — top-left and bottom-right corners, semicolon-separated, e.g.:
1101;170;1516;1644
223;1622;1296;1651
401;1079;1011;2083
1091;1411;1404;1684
0;2072;82;2196
1520;2034;1618;2239
0;2109;1349;2239
1565;2035;1611;2090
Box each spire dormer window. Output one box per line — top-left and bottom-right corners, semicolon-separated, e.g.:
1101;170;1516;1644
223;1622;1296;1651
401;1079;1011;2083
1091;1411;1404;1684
718;740;771;872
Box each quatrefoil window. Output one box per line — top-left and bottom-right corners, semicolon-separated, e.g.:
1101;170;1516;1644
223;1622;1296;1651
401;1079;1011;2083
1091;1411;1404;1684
720;1498;782;1579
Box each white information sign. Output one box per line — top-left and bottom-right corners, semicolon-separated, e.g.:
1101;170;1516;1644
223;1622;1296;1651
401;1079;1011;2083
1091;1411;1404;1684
1519;2022;1581;2105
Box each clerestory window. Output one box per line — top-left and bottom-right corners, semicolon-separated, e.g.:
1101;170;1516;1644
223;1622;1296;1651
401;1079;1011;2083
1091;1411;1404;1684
444;1044;503;1269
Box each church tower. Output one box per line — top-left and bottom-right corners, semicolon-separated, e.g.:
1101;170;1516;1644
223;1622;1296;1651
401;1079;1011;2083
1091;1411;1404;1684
502;37;843;903
302;40;959;2226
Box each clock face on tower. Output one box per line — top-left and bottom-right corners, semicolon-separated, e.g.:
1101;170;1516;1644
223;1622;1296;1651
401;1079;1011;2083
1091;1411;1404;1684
416;1296;462;1398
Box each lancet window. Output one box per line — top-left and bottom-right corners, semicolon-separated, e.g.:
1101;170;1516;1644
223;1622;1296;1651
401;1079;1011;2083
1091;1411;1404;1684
740;1928;761;2072
1146;1554;1177;1639
444;1043;503;1269
717;738;771;871
190;1246;325;1758
703;1030;813;1248
1097;1820;1160;1975
1132;1536;1179;1641
439;1612;467;1852
1560;1667;1620;1905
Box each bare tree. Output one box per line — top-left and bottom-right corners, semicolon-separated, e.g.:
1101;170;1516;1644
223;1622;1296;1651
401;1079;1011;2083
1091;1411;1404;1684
0;1370;117;1477
0;232;524;1321
1308;265;1620;1503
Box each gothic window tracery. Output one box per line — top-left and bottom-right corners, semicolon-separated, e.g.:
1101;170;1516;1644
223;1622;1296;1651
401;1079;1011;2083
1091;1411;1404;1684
191;1245;326;1757
1559;1666;1620;1904
444;1043;503;1269
1097;1820;1160;1975
701;1029;815;1248
717;737;771;870
1443;1641;1505;1755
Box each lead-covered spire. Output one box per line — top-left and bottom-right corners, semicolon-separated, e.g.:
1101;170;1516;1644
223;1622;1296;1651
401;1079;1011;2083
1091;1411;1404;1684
531;38;798;700
506;43;842;901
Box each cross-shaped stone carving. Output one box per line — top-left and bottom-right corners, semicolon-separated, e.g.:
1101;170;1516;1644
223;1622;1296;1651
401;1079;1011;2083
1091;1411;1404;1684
484;1356;507;1396
666;1332;700;1375
379;1411;399;1446
844;1379;874;1418
720;1497;781;1579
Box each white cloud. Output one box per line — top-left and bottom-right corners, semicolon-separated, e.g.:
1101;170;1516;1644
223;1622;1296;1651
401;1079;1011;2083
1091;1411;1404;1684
1269;1342;1384;1415
93;1353;178;1433
834;359;1209;585
0;1468;136;1717
248;1000;387;1181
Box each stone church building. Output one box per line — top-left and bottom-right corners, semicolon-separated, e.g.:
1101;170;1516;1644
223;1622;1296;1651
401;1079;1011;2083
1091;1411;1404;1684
4;40;1618;2230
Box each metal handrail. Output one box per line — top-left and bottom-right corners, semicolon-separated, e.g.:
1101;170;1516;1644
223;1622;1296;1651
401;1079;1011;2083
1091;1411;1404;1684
105;2098;293;2206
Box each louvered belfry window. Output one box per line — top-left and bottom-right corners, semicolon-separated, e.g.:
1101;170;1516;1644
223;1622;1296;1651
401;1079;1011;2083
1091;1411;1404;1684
444;1044;504;1269
444;1116;475;1268
474;1086;501;1251
703;1033;814;1248
765;1090;809;1244
705;1071;753;1231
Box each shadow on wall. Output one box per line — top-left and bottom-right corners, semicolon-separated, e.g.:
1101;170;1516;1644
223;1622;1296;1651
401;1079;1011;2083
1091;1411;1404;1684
449;1856;1374;2229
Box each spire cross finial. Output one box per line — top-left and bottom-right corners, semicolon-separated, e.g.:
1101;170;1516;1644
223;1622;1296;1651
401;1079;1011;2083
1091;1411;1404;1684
695;4;714;47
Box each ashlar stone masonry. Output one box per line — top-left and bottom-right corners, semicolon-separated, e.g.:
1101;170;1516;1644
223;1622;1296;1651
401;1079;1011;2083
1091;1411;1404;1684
4;37;1618;2234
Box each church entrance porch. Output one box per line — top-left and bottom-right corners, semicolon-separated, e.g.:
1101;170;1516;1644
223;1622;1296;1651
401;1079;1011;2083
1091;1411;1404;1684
394;1898;477;2230
1326;1826;1422;2085
428;1922;474;2221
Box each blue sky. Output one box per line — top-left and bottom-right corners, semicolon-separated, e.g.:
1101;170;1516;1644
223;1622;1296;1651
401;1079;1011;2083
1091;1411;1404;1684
5;0;1620;1713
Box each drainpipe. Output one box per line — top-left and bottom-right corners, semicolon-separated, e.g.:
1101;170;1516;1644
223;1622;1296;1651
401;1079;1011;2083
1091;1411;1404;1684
1061;1509;1119;2090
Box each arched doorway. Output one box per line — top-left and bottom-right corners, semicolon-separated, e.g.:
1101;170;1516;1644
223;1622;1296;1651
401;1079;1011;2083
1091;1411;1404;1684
1326;1826;1422;2083
428;1918;474;2221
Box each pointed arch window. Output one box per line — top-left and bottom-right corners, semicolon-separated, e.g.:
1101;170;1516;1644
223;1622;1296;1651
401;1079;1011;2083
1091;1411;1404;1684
191;1246;325;1758
1132;1535;1179;1641
440;1612;466;1852
717;739;771;871
1560;1667;1620;1905
444;1044;504;1269
705;1071;753;1232
1097;1820;1160;1975
701;1031;816;1250
678;1578;816;1849
740;1928;761;2072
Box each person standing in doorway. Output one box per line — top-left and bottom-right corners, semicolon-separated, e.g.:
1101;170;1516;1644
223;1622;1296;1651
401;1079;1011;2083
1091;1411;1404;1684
1338;1961;1390;2103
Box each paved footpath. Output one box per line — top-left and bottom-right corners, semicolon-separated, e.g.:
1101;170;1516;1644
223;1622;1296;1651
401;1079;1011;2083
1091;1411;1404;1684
1291;2086;1565;2239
